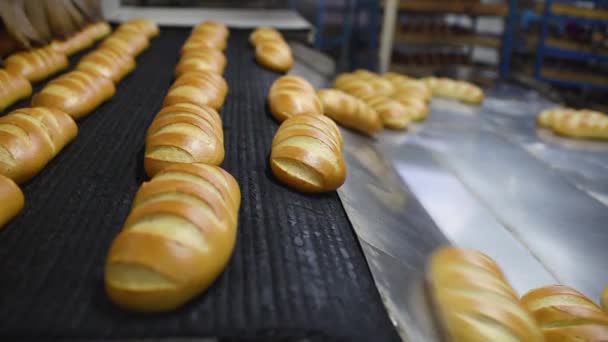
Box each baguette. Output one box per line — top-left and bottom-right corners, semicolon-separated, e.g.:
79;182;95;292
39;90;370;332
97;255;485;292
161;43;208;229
268;75;323;122
105;163;240;312
317;89;383;134
163;70;228;111
429;247;544;342
175;47;226;77
423;77;484;104
144;103;224;177
270;114;346;193
0;174;24;228
117;18;159;38
5;47;68;83
0;107;77;183
32;70;115;119
522;285;608;341
76;48;136;83
0;69;32;111
99;30;150;57
255;39;293;73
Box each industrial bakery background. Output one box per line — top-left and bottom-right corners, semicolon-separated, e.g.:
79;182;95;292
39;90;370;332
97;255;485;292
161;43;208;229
0;0;607;341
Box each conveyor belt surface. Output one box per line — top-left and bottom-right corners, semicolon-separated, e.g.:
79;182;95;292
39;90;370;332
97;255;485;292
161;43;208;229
0;28;400;342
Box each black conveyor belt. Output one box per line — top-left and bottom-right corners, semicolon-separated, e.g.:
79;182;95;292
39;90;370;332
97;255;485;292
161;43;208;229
0;28;400;341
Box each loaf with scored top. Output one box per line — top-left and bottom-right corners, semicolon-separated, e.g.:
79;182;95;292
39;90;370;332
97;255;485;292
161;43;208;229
144;103;225;177
181;21;229;53
76;48;135;83
176;47;226;76
429;247;544;342
0;174;24;228
32;70;116;119
423;77;484;104
270;114;346;193
538;107;608;140
360;94;410;129
317;89;383;134
5;47;68;83
249;27;282;46
522;285;608;341
118;18;159;38
268;75;323;122
0;69;32;111
105;163;240;312
163;70;228;111
100;30;149;57
250;27;293;72
384;72;432;102
0;107;77;183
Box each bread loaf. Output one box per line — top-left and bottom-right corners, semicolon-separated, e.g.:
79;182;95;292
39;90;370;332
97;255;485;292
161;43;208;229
0;69;32;111
163;70;228;111
249;27;282;46
429;247;544;342
255;40;293;73
0;174;24;228
144;103;225;177
117;18;159;38
423;77;484;104
391;93;429;121
105;163;240;312
0;107;77;183
384;72;432;102
537;107;574;128
175;47;226;77
268;75;323;122
32;70;116;119
50;22;112;56
351;70;395;96
317;89;383;134
360;94;410;129
270;114;346;193
5;47;68;83
522;285;608;341
76;49;136;83
552;110;608;140
181;21;229;53
602;287;608;312
100;30;150;57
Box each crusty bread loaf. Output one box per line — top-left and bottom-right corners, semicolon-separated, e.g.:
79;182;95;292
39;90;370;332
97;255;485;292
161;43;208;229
317;89;383;134
522;285;608;341
32;70;116;119
50;22;112;56
391;92;429;121
249;27;282;46
144;103;225;177
537;107;574;128
5;47;69;83
360;94;410;129
105;163;240;312
334;74;377;98
76;48;136;83
552;110;608;140
270;114;346;193
351;70;395;96
181;21;229;53
175;47;227;77
0;174;24;228
163;70;228;111
429;247;544;342
0;107;77;183
117;18;159;38
423;77;484;104
384;72;432;102
100;30;150;57
0;69;32;111
268;75;323;122
255;40;293;73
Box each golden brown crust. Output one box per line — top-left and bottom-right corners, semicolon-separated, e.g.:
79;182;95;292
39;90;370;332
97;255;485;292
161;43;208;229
105;163;240;312
268;75;322;122
175;48;226;76
0;107;77;183
163;71;228;110
317;89;383;134
100;30;150;57
118;18;159;38
144;103;225;177
249;27;282;46
32;70;116;119
603;287;608;312
383;72;432;102
537;107;608;140
391;92;429;121
180;21;229;53
423;77;484;104
0;69;32;111
5;47;69;83
270;114;346;193
255;40;293;73
77;48;136;83
429;247;544;342
0;174;24;228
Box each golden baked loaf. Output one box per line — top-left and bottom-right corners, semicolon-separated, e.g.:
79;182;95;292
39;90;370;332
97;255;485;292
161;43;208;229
175;47;227;77
105;163;240;312
76;49;136;83
391;92;429;121
317;89;383;134
0;174;24;228
100;30;150;57
384;72;432;102
32;70;116;119
268;75;323;122
255;40;293;73
163;70;228;111
0;69;32;111
351;70;395;96
522;285;608;341
270;114;346;193
144;103;225;177
423;77;484;104
181;21;229;53
50;22;111;56
602;287;608;312
117;18;159;38
249;27;282;46
334;74;377;98
5;47;69;83
553;110;608;140
360;94;410;129
0;107;78;183
429;247;544;342
537;107;574;128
